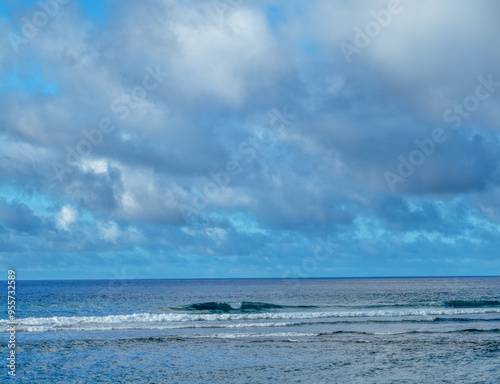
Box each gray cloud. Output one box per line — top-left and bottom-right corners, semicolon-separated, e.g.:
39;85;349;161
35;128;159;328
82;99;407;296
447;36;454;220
1;0;499;278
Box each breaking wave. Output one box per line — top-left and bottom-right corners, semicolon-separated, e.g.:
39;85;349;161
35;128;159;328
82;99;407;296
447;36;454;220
2;306;500;333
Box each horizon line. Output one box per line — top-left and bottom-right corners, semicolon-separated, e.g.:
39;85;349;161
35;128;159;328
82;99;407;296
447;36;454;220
10;275;500;281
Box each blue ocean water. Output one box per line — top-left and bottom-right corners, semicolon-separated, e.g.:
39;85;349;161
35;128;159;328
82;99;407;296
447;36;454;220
1;277;500;383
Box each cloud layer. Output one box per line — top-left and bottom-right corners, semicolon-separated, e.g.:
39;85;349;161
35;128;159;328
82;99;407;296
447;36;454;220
1;0;499;279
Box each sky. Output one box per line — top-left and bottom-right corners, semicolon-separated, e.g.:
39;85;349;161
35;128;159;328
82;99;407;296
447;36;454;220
0;0;499;280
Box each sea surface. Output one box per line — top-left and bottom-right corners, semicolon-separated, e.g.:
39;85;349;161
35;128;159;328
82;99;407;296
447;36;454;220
1;277;499;383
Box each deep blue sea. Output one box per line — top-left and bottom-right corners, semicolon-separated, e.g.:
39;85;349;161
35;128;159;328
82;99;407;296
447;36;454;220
1;277;500;383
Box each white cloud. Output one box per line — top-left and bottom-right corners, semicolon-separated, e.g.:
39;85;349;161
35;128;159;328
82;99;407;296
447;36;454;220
169;4;282;104
56;205;78;231
97;221;120;243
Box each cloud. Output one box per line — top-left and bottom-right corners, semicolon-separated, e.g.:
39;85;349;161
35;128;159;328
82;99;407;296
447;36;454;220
55;205;77;231
0;198;44;234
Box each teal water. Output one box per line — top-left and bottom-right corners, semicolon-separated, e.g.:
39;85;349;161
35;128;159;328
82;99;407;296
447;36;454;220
1;277;499;383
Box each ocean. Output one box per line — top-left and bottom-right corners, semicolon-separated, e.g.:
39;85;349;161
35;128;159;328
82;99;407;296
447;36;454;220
2;277;499;383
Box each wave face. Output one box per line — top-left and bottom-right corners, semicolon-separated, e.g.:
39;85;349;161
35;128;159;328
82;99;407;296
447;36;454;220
177;301;315;313
443;300;500;308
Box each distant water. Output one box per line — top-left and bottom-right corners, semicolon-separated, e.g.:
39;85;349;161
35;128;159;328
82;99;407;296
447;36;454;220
1;277;499;383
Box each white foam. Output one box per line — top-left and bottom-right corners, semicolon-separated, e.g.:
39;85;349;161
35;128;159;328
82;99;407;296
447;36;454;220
2;307;500;333
9;321;301;333
193;332;317;339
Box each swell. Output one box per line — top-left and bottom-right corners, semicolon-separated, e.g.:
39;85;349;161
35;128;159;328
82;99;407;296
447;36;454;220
173;300;500;313
174;301;316;313
443;300;500;308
